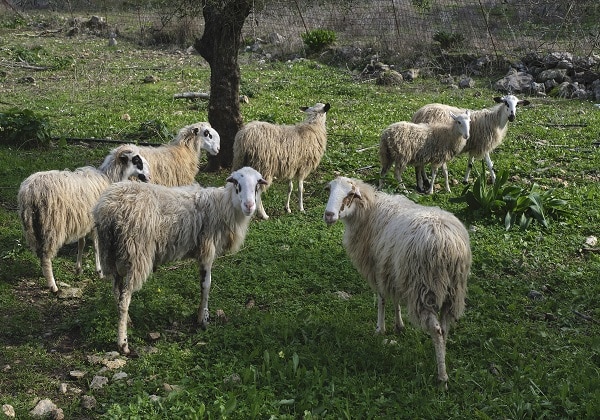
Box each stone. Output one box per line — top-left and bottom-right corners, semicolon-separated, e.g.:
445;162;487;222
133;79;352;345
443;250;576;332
81;395;97;410
494;69;534;93
2;404;15;418
30;399;58;418
89;375;109;390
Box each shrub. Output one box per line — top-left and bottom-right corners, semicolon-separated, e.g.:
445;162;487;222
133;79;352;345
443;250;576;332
301;29;336;54
0;108;52;148
433;31;465;49
451;167;570;230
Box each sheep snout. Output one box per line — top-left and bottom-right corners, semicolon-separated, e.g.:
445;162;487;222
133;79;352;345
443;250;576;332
324;211;338;225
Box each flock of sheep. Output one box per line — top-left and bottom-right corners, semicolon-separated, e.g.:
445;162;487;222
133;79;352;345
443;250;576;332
16;93;529;386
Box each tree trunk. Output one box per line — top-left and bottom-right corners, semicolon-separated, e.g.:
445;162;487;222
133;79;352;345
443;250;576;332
195;0;252;171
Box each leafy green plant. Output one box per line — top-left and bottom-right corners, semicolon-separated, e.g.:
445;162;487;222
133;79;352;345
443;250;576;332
301;29;336;54
0;108;52;148
451;166;570;230
433;31;465;49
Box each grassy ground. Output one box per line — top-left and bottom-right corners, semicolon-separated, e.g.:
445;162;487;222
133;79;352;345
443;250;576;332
1;13;600;419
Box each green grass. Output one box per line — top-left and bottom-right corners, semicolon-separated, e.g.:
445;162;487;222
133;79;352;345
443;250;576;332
1;14;600;419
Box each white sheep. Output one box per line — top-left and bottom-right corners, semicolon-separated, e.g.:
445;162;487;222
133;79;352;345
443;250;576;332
232;102;330;219
92;167;267;355
411;95;530;184
324;176;471;387
136;122;220;186
17;145;151;293
379;110;471;194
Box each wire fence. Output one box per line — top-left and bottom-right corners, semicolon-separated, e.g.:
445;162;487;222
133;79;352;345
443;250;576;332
246;0;600;61
6;0;600;66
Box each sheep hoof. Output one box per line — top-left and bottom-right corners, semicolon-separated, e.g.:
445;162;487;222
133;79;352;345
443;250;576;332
394;324;405;334
97;270;104;279
119;343;130;355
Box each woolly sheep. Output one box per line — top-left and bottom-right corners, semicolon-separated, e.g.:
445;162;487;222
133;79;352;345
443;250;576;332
232;102;330;219
379;110;471;194
324;176;471;387
92;167;267;354
135;122;220;186
17;145;151;293
411;95;530;184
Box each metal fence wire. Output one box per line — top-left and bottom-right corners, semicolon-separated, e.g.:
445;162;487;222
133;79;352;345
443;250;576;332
245;0;599;60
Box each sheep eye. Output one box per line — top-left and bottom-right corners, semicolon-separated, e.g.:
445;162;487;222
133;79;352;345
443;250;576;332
132;155;143;170
204;129;211;138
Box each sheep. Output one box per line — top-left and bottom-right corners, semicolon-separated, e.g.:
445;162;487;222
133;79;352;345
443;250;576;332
411;95;530;184
17;145;151;293
92;166;267;355
232;102;330;219
323;176;471;387
135;122;220;186
379;110;471;194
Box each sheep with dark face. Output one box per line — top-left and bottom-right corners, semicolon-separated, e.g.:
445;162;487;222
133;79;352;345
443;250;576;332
379;110;471;194
136;122;220;186
232;102;330;219
412;95;530;184
17;145;151;293
324;176;471;387
92;167;267;355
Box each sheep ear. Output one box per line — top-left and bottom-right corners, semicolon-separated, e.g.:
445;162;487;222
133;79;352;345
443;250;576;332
117;149;131;164
323;103;331;112
226;176;238;185
258;178;268;186
300;106;308;112
350;184;362;200
449;112;458;120
493;96;503;103
518;99;531;106
324;183;331;191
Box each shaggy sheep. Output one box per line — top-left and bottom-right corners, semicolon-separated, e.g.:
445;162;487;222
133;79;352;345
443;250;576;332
17;145;151;293
232;102;330;219
136;122;220;186
92;167;267;355
411;95;530;184
379;110;471;194
324;176;471;386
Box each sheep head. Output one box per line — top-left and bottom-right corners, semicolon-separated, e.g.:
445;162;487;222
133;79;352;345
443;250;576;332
103;145;151;182
175;122;221;156
324;176;362;225
227;166;268;217
493;94;531;122
300;102;331;123
449;110;471;140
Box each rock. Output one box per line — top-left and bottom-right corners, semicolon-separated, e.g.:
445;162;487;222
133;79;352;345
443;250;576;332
113;371;128;381
89;375;109;390
143;75;159;83
401;68;419;81
335;290;351;300
439;74;454;85
459;77;474;89
69;370;86;379
536;68;567;84
494;68;534;93
58;383;68;394
103;358;126;370
148;332;161;341
57;287;83;299
2;404;15;418
267;32;284;44
30;399;59;418
527;290;544;300
376;70;403;86
80;395;97;410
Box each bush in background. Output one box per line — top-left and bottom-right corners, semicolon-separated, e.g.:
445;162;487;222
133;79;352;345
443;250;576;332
0;108;52;148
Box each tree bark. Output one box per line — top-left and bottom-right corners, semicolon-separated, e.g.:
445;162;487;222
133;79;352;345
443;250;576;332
195;0;252;171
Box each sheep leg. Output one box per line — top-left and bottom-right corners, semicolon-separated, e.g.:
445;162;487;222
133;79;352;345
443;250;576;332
463;156;475;183
425;312;449;387
285;180;293;213
198;264;212;330
415;165;430;193
75;237;85;275
484;153;496;184
115;277;132;355
92;230;104;278
442;163;451;192
375;293;386;334
394;299;405;334
41;256;58;293
298;179;305;213
426;166;439;194
393;163;407;191
256;186;269;220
